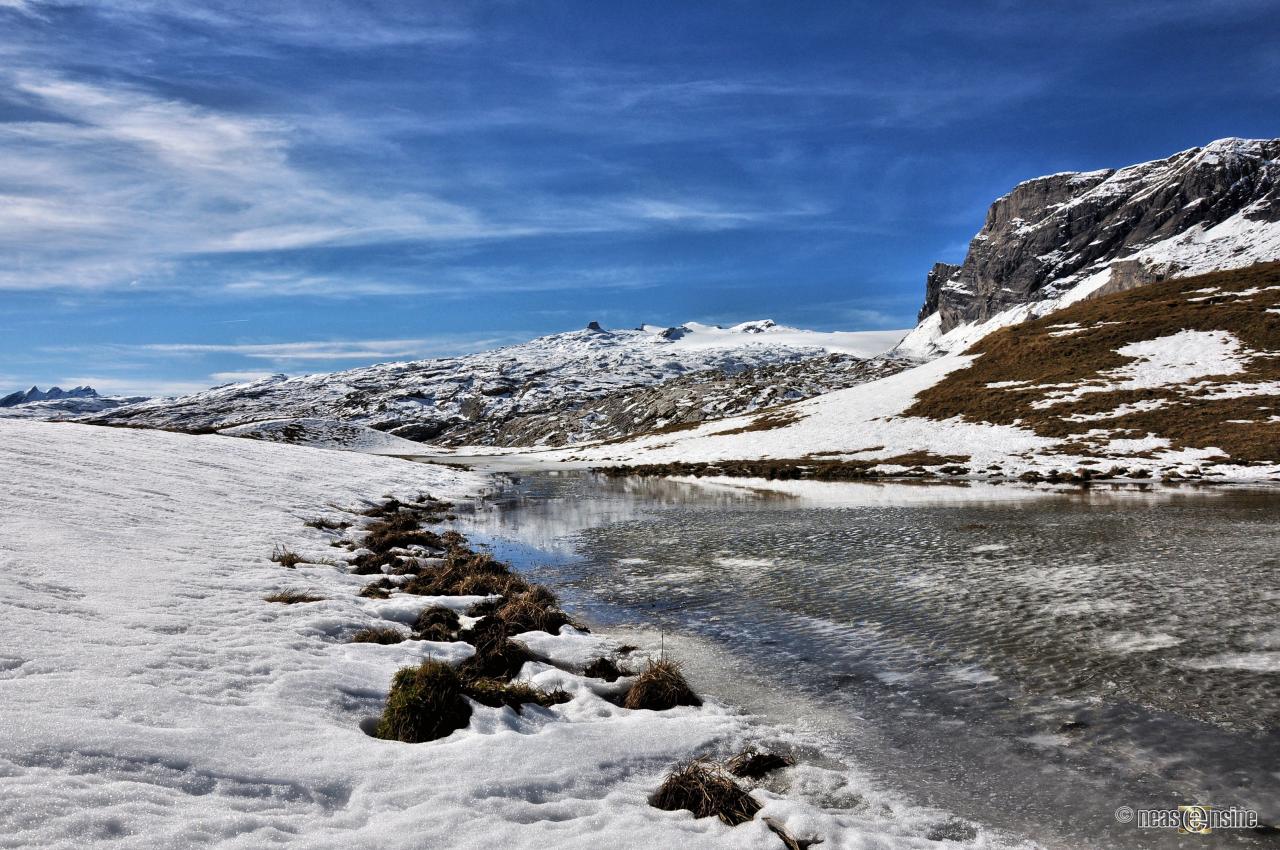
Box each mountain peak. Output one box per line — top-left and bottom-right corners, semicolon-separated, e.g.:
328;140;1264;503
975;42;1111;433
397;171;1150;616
0;385;99;407
902;136;1280;357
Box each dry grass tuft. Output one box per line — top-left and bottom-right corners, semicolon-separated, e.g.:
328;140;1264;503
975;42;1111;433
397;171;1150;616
494;592;570;634
458;618;533;680
623;658;702;710
710;407;803;436
264;590;323;604
583;656;627;682
414;606;461;641
725;746;795;779
271;544;304;568
375;659;472;743
650;760;761;826
350;626;406;645
303;516;350;531
362;514;442;554
462;677;571;711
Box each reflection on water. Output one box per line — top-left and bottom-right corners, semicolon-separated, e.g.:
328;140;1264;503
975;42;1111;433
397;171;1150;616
448;471;1280;849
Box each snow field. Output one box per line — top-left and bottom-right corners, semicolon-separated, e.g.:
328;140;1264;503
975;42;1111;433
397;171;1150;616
0;420;1027;849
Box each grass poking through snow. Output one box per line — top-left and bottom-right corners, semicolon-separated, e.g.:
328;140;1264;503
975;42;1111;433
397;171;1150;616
650;760;761;826
725;746;795;779
264;590;324;604
271;544;304;568
350;627;406;645
624;659;701;710
375;659;473;743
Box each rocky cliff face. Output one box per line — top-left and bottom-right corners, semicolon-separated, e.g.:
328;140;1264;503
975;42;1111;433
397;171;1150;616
917;138;1280;337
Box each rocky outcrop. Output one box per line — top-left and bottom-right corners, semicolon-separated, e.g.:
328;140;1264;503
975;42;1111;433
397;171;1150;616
436;353;910;447
918;138;1280;334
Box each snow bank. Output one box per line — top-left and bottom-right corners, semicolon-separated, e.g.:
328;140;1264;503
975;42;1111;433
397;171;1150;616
0;421;1022;849
219;417;426;454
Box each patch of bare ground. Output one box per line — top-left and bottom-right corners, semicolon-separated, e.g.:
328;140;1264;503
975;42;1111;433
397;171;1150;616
597;451;971;481
709;407;803;436
906;261;1280;463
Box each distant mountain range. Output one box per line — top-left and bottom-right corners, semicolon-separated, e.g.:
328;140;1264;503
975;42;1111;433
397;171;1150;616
0;385;150;419
0;385;99;407
83;322;907;443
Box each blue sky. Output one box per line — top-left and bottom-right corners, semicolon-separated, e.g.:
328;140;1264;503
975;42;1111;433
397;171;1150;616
1;0;1278;396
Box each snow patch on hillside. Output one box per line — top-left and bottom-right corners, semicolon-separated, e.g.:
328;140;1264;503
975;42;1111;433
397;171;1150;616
220;417;427;454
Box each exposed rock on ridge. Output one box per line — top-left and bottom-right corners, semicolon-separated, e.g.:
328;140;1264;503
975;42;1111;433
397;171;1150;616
918;138;1280;335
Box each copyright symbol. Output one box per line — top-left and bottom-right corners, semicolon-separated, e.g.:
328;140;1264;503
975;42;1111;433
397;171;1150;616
1115;806;1134;824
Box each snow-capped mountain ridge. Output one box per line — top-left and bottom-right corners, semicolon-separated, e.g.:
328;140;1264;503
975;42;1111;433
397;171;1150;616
900;137;1280;357
89;321;907;441
0;385;98;407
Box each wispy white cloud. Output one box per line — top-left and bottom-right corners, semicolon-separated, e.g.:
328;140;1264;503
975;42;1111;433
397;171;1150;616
208;370;282;384
48;333;529;364
137;339;440;361
0;73;514;289
0;69;820;293
6;1;473;48
57;375;217;397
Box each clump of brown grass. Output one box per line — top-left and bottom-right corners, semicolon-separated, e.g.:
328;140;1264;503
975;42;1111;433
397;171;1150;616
724;746;795;779
362;498;405;517
583;656;627;682
414;605;461;641
264;590;323;604
465;597;503;618
359;577;395;599
623;659;701;710
303;516;350;530
454;571;527;597
375;659;472;743
350;626;406;644
348;550;400;575
458;618;533;680
362;514;442;554
271;544;304;568
650;760;761;826
462;677;571;711
494;591;570;634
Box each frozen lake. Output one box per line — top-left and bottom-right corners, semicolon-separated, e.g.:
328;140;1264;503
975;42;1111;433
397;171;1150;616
444;470;1280;849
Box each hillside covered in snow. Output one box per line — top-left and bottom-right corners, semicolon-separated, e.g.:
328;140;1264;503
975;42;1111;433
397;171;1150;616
538;262;1280;483
87;322;906;445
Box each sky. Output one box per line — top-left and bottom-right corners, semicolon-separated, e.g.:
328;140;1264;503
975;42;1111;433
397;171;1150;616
1;0;1278;396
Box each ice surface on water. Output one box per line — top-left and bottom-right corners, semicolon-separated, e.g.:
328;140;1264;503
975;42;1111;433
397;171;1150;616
459;472;1280;849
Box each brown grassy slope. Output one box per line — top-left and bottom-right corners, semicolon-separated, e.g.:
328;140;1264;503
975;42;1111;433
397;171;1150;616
906;262;1280;463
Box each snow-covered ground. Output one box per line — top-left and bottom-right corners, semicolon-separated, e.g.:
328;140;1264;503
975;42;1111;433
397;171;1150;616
0;420;1027;849
218;418;428;455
